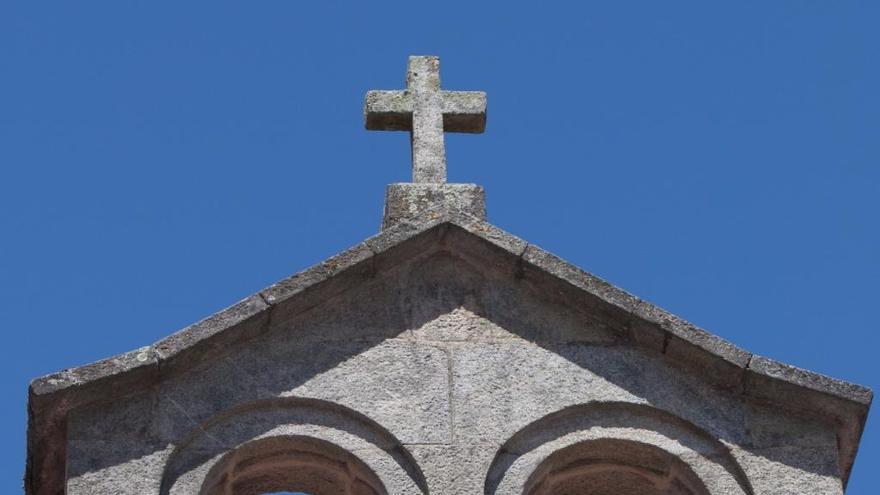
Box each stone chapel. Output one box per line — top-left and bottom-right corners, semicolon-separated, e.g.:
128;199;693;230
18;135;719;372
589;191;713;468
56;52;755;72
27;56;872;494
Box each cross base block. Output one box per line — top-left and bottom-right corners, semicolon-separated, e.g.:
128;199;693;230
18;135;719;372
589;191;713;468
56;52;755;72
382;183;486;230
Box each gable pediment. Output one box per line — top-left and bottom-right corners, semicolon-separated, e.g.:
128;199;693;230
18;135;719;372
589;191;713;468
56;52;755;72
28;208;872;494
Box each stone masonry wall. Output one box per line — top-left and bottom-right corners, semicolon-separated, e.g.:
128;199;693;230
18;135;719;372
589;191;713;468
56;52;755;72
65;245;844;494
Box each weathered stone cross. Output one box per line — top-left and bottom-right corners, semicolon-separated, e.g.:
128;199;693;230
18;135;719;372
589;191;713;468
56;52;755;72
364;56;487;183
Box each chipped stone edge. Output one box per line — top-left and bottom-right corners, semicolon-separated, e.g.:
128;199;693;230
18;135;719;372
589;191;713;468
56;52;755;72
26;210;872;493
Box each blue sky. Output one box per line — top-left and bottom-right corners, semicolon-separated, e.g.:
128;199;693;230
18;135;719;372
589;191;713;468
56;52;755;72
2;1;877;493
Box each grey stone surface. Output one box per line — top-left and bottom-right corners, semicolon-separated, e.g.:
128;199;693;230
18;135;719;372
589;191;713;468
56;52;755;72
733;446;844;495
154;295;270;376
66;390;171;495
407;443;496;494
748;355;873;405
382;182;486;229
30;344;158;397
26;213;873;494
260;241;376;325
192;436;387;495
449;341;751;449
158;400;428;494
26;55;871;495
365;55;487;183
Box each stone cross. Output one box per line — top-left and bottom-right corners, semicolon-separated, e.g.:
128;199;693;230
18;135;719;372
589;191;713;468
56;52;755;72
364;56;487;183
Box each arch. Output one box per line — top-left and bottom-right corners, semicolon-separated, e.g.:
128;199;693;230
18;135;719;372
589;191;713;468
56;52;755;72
485;401;754;495
200;435;384;495
524;438;709;495
160;397;428;495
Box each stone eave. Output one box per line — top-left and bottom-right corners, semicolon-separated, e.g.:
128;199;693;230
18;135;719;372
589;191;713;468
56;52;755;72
26;206;872;494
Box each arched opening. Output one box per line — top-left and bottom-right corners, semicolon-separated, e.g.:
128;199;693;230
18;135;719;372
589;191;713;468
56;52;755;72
524;439;710;495
200;436;386;495
160;398;427;494
485;402;752;495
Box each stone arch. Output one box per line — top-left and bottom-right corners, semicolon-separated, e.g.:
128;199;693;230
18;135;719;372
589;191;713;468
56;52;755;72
200;435;384;495
523;438;710;495
484;401;754;495
160;397;428;495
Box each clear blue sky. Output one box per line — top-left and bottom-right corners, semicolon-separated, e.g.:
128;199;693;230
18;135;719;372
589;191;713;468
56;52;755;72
2;2;877;493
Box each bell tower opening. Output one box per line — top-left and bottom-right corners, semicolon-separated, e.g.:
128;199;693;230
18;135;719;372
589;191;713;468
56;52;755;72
200;436;386;495
525;439;710;495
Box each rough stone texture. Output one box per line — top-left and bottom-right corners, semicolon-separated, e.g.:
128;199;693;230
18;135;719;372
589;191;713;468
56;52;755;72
382;182;486;230
365;56;487;183
27;213;872;495
28;217;872;494
154;294;270;376
26;55;871;495
747;355;872;404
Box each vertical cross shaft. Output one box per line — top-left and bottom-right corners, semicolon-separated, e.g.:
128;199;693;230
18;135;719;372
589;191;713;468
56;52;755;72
364;56;487;184
408;56;447;183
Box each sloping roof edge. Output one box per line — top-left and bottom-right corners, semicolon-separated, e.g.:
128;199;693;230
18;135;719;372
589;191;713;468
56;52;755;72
26;206;873;494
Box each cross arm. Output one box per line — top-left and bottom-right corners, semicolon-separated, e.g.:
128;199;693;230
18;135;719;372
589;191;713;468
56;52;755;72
364;90;413;131
442;91;487;133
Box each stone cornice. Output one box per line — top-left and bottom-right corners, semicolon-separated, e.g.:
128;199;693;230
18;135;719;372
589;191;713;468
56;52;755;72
27;205;872;494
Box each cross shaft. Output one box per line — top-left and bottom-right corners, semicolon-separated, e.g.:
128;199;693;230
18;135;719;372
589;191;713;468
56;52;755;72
364;56;487;183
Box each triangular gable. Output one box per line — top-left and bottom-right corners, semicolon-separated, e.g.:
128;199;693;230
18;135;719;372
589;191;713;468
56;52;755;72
27;206;872;494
